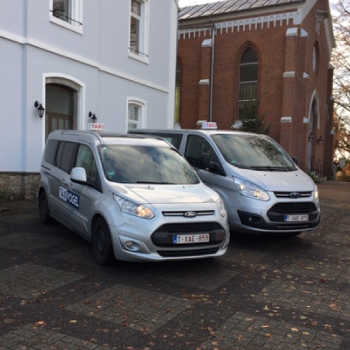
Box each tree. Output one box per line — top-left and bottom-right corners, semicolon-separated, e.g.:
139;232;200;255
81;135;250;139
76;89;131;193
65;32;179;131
331;0;350;160
234;101;271;135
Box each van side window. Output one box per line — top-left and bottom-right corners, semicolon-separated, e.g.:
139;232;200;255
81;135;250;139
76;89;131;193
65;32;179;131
56;142;79;174
76;145;101;189
156;134;183;149
185;135;218;168
43;140;59;165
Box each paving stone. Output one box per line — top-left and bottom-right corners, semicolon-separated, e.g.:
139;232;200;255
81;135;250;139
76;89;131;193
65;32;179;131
1;183;350;350
199;312;342;349
0;324;111;350
66;284;193;333
54;246;96;266
254;279;350;321
219;247;268;266
0;232;70;251
145;263;239;291
286;257;350;283
0;263;85;299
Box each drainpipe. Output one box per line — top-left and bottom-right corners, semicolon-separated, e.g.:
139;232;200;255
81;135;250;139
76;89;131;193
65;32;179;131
209;22;216;122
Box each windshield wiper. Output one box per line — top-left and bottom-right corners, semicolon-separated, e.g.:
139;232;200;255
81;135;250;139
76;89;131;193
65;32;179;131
248;166;294;171
136;181;175;184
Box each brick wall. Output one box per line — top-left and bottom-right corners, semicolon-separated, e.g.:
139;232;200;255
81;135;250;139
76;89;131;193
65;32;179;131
0;173;40;201
178;0;334;177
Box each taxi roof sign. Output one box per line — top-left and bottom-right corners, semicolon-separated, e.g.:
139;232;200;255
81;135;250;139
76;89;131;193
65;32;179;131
88;123;105;131
201;122;217;130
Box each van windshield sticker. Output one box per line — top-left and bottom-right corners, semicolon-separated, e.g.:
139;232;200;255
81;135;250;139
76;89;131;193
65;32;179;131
59;187;80;209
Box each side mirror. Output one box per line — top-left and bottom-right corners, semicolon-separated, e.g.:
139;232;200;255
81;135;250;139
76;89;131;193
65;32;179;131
292;156;298;165
71;167;87;183
199;153;226;176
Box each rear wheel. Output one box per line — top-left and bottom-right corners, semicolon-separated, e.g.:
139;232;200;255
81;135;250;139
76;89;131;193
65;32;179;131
39;191;52;224
92;218;115;266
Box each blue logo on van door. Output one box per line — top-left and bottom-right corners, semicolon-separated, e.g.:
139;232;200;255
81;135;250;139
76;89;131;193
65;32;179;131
59;187;80;208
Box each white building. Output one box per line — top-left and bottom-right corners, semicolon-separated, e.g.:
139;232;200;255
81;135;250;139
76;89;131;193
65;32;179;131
0;0;179;199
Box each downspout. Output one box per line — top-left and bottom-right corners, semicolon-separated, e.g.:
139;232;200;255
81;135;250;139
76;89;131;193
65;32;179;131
209;22;216;122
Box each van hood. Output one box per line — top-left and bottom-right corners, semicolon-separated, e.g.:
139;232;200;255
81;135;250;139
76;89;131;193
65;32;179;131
110;183;216;204
230;167;315;192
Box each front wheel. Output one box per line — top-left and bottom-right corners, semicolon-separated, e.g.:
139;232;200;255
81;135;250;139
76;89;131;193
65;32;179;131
92;218;115;266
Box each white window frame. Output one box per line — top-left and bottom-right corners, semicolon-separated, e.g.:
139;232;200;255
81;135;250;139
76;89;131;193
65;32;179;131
50;0;83;34
127;99;146;130
129;0;149;64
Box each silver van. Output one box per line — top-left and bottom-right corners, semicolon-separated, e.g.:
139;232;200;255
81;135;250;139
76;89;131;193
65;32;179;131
39;130;230;265
129;128;321;236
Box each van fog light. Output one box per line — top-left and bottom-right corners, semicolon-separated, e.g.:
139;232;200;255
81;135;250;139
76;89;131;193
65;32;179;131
248;216;260;224
124;241;140;252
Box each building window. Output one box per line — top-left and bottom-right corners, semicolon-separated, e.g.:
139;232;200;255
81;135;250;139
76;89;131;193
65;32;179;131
239;48;258;118
50;0;83;31
129;0;149;60
128;102;144;129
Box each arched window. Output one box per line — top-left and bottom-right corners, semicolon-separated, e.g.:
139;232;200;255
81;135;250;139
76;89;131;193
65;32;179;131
128;99;146;129
239;48;258;118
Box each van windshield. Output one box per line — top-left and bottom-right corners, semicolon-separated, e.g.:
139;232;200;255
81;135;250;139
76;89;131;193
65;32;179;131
99;144;200;184
211;134;297;171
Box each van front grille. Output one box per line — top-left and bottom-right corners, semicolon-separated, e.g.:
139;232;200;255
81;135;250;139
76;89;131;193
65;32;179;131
155;222;222;233
274;191;312;198
268;202;317;214
162;210;214;217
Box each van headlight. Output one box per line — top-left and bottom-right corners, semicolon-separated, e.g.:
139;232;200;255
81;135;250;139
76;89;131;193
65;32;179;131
233;177;270;201
314;185;319;200
216;197;227;217
114;194;155;219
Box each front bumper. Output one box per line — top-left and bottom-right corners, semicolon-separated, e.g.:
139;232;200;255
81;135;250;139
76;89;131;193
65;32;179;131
109;220;230;262
226;198;321;234
237;209;321;233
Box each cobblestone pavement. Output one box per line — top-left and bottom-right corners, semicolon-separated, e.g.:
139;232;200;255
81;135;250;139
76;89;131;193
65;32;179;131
0;181;350;350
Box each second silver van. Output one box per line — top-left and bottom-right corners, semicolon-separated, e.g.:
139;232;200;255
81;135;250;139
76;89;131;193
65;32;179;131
129;128;321;236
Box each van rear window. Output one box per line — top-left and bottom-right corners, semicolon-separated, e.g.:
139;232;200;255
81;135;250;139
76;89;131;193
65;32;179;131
57;142;79;174
43;140;59;165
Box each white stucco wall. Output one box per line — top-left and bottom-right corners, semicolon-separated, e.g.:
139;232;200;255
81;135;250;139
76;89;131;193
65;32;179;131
0;0;178;173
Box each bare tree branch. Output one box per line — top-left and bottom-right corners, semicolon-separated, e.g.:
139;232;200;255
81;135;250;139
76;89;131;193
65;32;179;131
331;0;350;161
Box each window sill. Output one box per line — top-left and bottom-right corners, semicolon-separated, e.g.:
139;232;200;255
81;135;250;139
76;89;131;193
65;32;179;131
128;51;149;65
50;17;83;35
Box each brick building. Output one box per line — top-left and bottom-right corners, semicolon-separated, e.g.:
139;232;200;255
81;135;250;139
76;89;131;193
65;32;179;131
177;0;336;178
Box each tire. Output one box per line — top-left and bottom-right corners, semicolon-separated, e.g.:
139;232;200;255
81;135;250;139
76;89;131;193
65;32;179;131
39;191;52;224
92;218;115;266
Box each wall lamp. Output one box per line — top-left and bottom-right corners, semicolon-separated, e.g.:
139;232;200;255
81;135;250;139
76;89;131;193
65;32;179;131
317;135;323;145
34;101;45;118
308;132;313;142
89;111;97;122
